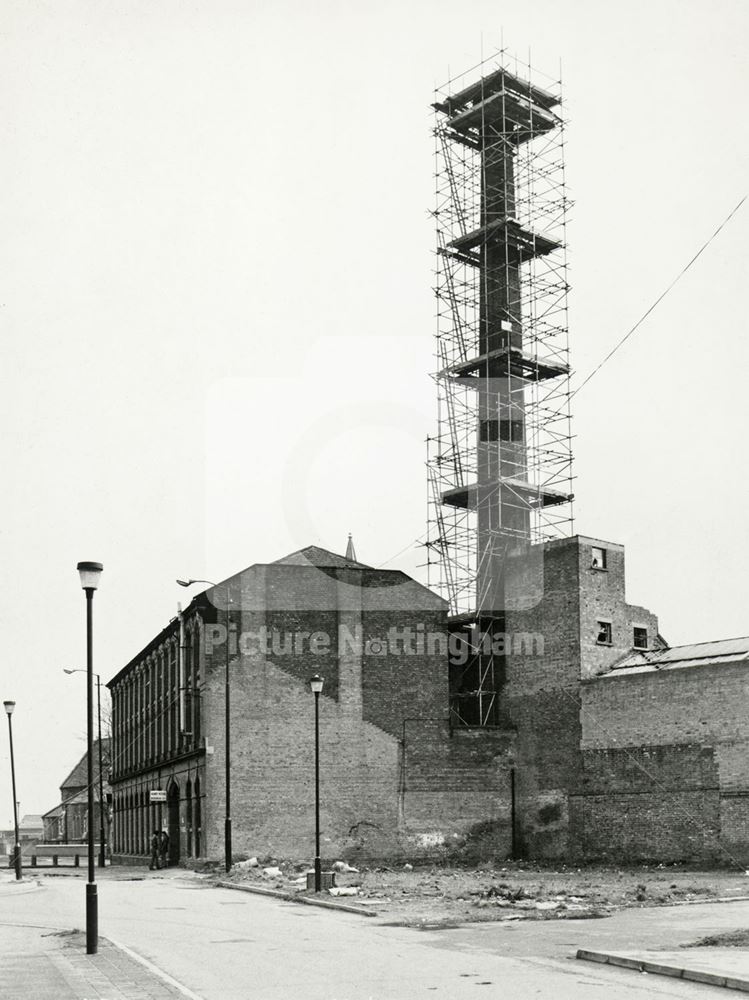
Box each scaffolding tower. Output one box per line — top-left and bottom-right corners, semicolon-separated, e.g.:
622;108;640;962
426;52;574;726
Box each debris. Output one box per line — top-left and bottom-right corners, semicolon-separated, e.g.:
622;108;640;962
329;887;359;897
232;857;259;871
403;863;413;871
332;861;359;873
262;866;282;878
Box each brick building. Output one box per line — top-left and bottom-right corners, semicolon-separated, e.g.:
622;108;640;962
107;533;749;867
41;740;111;845
497;533;749;865
578;637;749;863
107;545;510;866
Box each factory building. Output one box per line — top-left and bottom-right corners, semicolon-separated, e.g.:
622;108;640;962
108;52;748;868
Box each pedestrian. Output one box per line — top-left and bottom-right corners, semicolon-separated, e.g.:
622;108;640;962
159;829;170;869
149;831;160;871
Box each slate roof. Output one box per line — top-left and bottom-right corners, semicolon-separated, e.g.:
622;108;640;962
272;545;372;570
60;739;111;791
20;814;43;831
609;636;749;675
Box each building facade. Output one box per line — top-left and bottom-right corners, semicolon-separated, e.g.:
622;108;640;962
107;535;749;867
42;740;111;846
108;546;510;865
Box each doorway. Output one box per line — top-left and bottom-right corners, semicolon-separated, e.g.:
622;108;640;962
167;781;180;866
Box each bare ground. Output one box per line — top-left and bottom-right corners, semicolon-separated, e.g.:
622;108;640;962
217;860;749;927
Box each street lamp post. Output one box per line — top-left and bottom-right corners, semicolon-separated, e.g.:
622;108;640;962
309;674;324;892
64;669;106;867
3;701;21;880
177;577;232;871
77;560;103;956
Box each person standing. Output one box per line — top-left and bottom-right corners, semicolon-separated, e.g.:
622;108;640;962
159;829;170;869
149;831;160;871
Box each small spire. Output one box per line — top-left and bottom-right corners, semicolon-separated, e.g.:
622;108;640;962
345;533;357;562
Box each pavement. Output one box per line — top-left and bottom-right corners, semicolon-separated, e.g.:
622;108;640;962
0;874;194;999
3;866;749;997
577;947;749;992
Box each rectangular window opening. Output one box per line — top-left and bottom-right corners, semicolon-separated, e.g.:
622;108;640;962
591;546;607;570
596;620;613;645
480;419;498;442
498;419;524;443
633;627;648;650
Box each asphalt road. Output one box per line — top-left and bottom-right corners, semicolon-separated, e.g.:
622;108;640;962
0;870;737;999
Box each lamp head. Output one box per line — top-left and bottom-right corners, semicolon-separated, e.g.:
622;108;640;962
309;674;324;695
3;700;15;717
176;579;192;587
63;668;75;675
77;561;103;591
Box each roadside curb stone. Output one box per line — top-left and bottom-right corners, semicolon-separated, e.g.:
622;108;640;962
577;948;749;993
216;879;378;917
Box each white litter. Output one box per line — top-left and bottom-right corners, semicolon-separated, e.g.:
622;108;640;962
329;887;359;897
332;861;359;873
232;857;259;871
262;866;282;878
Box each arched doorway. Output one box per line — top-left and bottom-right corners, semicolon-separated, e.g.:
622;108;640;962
185;779;193;858
194;777;201;858
167;781;180;866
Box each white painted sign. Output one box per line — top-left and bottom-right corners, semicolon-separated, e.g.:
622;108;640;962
149;789;167;803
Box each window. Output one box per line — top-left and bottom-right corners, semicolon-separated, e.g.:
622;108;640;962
480;419;525;443
596;620;613;645
633;627;648;650
591;546;607;570
499;419;524;442
480;419;498;442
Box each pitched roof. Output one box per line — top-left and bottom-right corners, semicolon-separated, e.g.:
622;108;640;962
20;814;43;830
272;545;371;569
610;636;749;675
60;739;111;790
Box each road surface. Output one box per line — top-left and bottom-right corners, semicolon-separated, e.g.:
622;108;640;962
0;869;736;998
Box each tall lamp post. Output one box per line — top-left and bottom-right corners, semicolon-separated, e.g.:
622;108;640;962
77;560;103;956
176;577;232;872
64;669;106;867
309;674;324;892
3;701;22;880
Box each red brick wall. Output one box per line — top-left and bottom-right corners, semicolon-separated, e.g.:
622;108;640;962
504;535;660;860
198;563;510;862
580;662;749;863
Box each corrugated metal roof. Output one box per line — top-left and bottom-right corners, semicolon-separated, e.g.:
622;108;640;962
610;636;749;675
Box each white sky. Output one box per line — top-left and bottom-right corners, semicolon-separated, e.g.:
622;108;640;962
1;0;748;823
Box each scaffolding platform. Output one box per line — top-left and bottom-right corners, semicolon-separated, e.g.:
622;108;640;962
433;64;560;116
441;478;572;511
443;346;569;383
447;217;561;264
444;88;560;137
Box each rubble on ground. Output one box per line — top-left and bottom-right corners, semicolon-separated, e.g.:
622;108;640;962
218;858;749;927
